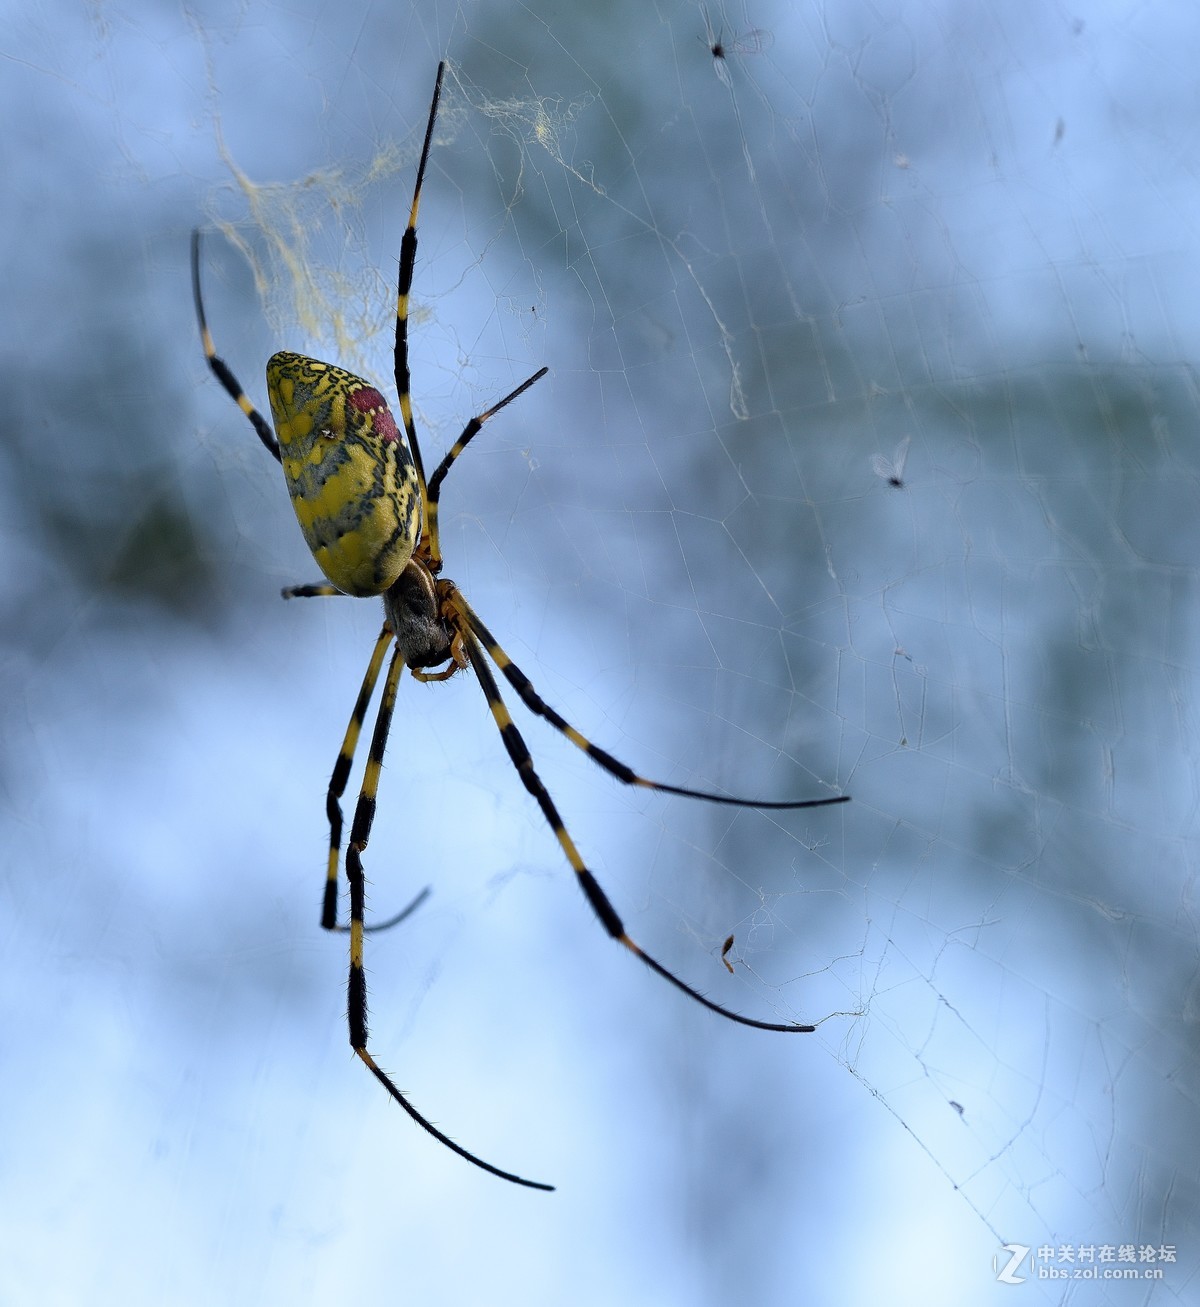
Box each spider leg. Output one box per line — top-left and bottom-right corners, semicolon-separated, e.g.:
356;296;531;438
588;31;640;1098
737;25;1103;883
318;624;431;934
344;641;553;1190
282;582;343;600
393;62;446;504
389;62;547;573
279;597;430;929
450;590;848;812
190;230;283;465
458;624;816;1034
423;367;548;570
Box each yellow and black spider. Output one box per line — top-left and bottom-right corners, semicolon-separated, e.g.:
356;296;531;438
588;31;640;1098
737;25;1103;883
191;62;848;1191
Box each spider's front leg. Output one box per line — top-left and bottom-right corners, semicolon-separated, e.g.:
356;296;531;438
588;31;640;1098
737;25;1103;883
316;622;429;935
307;555;460;936
322;625;392;929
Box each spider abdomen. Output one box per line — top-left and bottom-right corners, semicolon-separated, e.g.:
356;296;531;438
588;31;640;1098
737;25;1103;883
267;351;420;597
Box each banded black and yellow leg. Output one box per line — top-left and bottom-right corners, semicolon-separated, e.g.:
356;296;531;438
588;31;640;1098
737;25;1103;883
189;230;282;465
449;590;849;813
282;582;342;600
392;62;446;499
321;625;430;933
389;64;547;570
344;642;552;1190
422;367;549;570
459;628;816;1034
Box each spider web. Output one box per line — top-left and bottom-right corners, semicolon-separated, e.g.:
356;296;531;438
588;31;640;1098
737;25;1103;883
2;0;1198;1304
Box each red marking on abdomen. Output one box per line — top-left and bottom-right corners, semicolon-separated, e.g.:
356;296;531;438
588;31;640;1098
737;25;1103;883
348;386;400;443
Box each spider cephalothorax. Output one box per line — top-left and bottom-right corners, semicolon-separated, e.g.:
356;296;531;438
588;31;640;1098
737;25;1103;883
383;562;457;672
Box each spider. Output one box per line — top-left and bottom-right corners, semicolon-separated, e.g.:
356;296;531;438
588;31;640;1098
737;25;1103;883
191;61;848;1191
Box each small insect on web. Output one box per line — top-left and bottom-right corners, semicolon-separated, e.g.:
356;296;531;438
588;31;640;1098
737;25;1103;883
872;436;911;489
191;61;849;1191
701;4;773;85
721;934;737;974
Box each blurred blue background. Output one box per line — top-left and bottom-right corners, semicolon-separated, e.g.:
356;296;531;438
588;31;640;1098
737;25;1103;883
3;0;1198;1302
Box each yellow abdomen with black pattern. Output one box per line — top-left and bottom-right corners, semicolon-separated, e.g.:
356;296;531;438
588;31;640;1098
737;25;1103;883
266;351;420;597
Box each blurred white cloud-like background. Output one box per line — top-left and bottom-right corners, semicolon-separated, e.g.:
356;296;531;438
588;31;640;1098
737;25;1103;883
2;1;1198;1302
